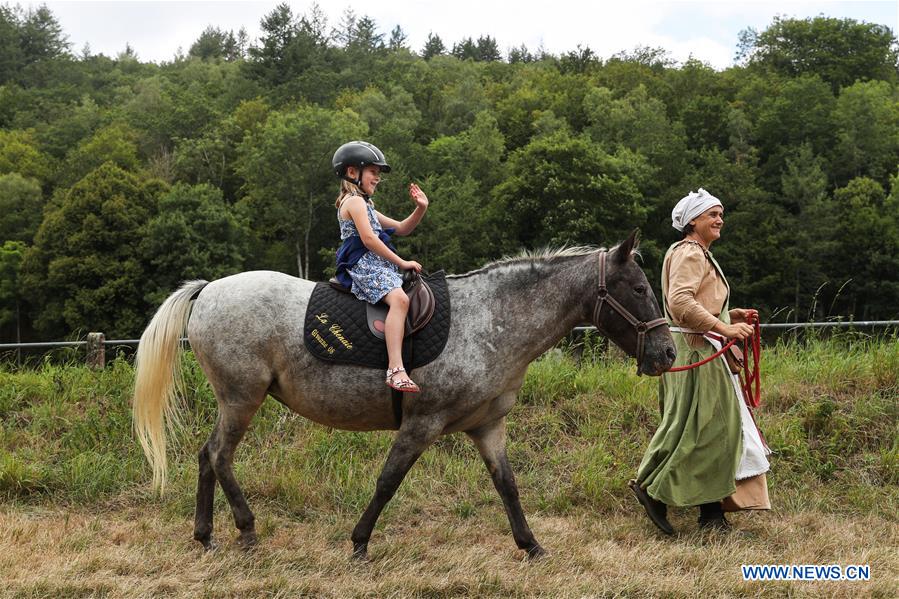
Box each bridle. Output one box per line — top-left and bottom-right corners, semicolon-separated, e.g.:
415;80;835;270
592;251;668;368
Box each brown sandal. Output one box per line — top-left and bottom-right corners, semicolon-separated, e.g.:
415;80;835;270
385;367;420;393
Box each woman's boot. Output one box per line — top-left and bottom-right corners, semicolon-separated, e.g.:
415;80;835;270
698;501;731;531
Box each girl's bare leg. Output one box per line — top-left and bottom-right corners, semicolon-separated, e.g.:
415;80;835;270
382;288;416;387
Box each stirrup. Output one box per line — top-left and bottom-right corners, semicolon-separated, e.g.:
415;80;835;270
385;367;420;393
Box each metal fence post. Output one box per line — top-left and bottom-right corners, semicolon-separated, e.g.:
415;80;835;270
86;332;105;369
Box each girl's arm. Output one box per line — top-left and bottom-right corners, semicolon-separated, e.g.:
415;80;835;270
377;183;429;236
344;196;416;269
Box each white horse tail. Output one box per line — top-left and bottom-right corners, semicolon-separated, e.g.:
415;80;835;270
133;279;208;494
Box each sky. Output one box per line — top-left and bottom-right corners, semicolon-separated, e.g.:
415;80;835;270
24;0;899;69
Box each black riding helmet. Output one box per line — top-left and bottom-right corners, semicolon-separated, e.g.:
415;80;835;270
332;141;391;187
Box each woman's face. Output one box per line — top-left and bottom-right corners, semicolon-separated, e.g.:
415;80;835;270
689;205;724;246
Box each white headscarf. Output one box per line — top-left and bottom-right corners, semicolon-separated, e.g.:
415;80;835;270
671;188;723;232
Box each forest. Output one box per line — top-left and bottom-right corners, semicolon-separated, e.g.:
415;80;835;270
1;3;898;341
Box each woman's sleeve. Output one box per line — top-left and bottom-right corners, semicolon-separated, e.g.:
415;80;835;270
667;246;720;332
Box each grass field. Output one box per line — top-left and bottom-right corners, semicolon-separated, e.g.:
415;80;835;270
1;336;897;597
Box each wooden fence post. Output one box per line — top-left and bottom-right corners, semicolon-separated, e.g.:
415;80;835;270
87;332;105;369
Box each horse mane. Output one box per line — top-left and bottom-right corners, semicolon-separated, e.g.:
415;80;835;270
447;246;602;279
446;238;645;279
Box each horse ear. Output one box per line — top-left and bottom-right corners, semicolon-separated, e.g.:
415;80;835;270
614;228;640;263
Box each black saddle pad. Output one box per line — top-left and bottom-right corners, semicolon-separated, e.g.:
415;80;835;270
304;271;451;370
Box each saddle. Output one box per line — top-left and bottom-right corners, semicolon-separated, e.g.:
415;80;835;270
304;271;450;370
328;270;436;340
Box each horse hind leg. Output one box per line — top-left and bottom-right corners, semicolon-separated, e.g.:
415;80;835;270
466;416;545;558
193;441;217;550
200;386;266;549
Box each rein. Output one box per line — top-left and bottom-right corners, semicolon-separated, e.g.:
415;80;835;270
667;310;762;407
593;252;668;368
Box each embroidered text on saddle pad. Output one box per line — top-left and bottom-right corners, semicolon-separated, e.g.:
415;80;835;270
303;271;451;369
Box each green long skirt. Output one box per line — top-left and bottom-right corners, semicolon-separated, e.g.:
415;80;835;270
635;332;743;507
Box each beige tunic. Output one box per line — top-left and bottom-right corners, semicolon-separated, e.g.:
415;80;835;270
663;239;728;331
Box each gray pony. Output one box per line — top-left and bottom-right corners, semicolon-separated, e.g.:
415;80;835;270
133;230;675;559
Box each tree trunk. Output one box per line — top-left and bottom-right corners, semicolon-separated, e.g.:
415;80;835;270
304;196;313;280
295;236;304;279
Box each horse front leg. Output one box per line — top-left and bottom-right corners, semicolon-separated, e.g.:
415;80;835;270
351;417;443;560
467;416;546;558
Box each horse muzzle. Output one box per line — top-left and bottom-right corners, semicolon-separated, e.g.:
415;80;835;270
637;344;677;377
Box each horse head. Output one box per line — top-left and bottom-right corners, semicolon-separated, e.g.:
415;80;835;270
592;229;676;376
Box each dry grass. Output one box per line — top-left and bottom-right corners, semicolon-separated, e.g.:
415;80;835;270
2;500;896;598
1;337;896;597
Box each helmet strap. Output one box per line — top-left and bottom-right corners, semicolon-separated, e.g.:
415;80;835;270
343;162;368;188
341;174;363;187
341;172;369;202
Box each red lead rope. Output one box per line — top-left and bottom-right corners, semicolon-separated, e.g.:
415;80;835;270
667;310;762;408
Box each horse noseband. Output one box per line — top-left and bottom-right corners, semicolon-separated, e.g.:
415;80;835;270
592;252;668;368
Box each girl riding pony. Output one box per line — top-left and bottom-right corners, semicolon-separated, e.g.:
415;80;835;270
332;141;429;393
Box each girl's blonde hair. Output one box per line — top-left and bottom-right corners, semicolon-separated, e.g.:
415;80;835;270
334;179;374;208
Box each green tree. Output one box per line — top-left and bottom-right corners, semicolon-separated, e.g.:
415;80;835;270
832;80;899;183
821;177;899;319
246;2;299;85
421;32;445;59
494;65;591;150
0;173;43;243
779;144;830;319
189;26;245;61
0;129;53;181
0;4;24;83
508;44;535;64
493;130;648;250
0;4;69;85
426;111;505;191
59;123;141;187
679;149;794;316
434;66;490;135
405;172;496;273
140;183;250;305
559;45;598;75
388;25;408;52
340;85;421;159
21;163;160;338
584;84;688;197
744;16;899;91
751;75;836;186
450;35;502;62
236;106;367;278
349;16;384;53
0;240;26;343
245;3;337;101
34;94;103;160
173;98;270;201
475;35;501;62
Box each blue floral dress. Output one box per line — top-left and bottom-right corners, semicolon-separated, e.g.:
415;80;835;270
337;199;403;304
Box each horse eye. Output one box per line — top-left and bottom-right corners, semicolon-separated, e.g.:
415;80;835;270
634;285;646;295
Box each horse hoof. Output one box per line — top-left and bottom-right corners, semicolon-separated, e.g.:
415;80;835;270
198;537;218;552
351;542;369;561
236;531;258;550
526;544;547;560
